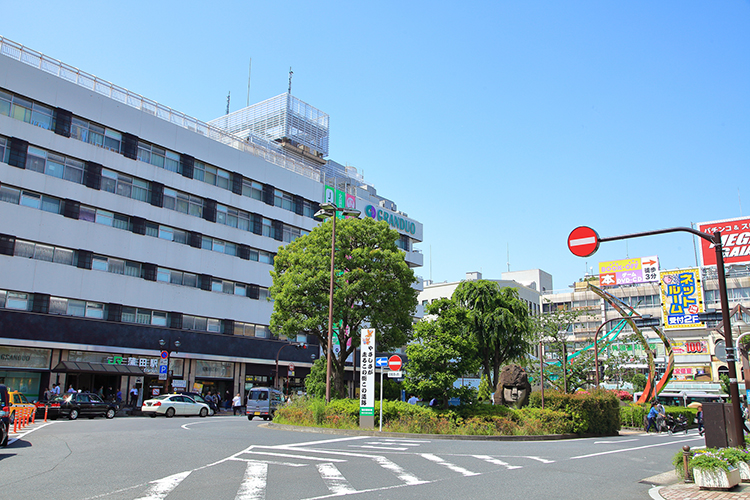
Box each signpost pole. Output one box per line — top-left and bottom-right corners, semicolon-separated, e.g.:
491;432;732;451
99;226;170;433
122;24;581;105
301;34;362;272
379;366;384;432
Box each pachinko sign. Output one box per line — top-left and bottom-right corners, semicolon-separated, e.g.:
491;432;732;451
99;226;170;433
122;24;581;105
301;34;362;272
660;268;705;330
697;216;750;267
598;256;659;287
670;340;708;355
364;205;417;235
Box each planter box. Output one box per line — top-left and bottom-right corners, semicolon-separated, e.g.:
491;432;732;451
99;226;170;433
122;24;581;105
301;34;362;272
739;461;750;482
694;467;741;490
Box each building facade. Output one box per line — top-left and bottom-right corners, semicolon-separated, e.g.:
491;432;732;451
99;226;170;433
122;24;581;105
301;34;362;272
0;37;423;403
540;265;750;387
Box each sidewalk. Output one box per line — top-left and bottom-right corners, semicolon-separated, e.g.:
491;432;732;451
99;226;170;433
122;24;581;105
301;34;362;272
655;482;750;499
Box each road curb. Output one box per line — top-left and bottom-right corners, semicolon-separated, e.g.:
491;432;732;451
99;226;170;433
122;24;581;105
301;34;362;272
263;422;580;441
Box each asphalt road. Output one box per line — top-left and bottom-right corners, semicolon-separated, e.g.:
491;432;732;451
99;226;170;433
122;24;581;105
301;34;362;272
0;415;702;500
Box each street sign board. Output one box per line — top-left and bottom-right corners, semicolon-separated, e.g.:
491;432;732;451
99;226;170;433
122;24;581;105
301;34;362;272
158;364;167;380
360;329;376;428
598;256;659;287
568;226;599;257
387;370;403;378
160;350;169;359
388;355;402;371
375;357;388;368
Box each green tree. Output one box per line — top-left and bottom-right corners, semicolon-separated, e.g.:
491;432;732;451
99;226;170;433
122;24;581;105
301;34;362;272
404;298;480;408
270;217;417;398
452;280;533;390
304;357;327;398
531;301;584;393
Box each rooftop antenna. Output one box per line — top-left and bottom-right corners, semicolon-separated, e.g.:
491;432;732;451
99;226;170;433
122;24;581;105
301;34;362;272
226;91;230;115
288;67;293;94
247;57;253;108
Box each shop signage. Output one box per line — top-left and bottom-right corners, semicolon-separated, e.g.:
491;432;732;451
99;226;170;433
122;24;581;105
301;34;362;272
0;346;50;369
364;205;417;235
172;379;186;388
671;340;708;355
359;329;376;423
196;360;233;378
598;256;659;287
660;268;705;330
672;366;710;381
697;216;750;267
324;186;356;219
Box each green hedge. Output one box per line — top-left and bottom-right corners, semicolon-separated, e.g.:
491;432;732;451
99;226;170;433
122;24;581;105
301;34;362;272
620;403;697;429
528;389;620;435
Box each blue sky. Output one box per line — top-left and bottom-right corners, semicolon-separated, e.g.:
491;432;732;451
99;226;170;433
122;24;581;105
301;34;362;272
4;1;749;291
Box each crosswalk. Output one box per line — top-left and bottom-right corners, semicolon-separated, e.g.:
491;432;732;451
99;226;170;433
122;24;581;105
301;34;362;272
121;437;554;500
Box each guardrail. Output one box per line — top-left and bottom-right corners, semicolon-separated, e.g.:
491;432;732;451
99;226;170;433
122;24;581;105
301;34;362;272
0;36;322;183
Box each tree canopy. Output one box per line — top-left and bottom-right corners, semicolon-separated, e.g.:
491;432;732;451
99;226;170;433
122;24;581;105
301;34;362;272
270;216;417;398
452;280;533;390
404;298;480;408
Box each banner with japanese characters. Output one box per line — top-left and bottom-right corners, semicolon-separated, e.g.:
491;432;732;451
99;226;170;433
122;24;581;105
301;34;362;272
660;268;705;330
359;328;376;419
598;256;659;287
697;216;750;267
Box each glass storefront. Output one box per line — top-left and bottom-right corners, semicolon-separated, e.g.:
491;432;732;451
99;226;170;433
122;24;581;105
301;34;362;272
0;346;51;401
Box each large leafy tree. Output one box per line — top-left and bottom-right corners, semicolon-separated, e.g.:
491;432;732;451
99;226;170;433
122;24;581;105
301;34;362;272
452;280;533;390
270;216;417;398
404;299;480;408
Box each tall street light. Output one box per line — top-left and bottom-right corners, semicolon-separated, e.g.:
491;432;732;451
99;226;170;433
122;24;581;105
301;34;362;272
314;202;361;403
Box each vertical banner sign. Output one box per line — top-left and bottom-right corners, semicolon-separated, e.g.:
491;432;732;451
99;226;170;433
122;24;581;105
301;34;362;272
660;268;705;330
360;328;376;428
323;186;349;219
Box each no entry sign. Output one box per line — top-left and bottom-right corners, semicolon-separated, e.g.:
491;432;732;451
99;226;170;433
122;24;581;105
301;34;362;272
388;355;402;371
568;226;600;257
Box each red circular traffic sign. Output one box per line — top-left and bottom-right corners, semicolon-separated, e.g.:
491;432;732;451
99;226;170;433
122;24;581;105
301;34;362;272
388;355;402;371
160;350;169;359
568;226;600;257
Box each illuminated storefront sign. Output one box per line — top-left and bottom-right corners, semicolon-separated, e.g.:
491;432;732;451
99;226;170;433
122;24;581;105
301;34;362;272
598;256;659;287
697;216;750;267
660;268;705;330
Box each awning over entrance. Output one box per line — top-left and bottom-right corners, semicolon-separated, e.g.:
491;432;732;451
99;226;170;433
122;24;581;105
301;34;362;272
52;361;146;375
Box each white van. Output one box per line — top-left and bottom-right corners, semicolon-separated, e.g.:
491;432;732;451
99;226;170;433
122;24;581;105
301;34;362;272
246;387;284;421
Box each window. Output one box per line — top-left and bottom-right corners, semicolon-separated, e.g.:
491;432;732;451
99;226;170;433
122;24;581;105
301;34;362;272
71;117;121;153
6;292;29;310
163;188;203;218
85;302;105;319
157;268;171;283
152;311;168;327
49;297;67;315
0;136;7;163
303;200;314;218
138;141;180;173
92;256;109;272
0;185;20;204
242;179;263;201
195;162;232;190
259;251;273;265
262;218;272;238
67;300;86;317
207;319;221;333
102;169;150;202
0;90;53;130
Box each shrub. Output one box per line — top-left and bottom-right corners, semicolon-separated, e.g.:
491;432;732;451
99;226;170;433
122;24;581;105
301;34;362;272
529;389;620;435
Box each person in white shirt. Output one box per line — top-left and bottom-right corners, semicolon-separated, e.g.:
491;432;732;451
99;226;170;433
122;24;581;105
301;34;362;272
232;393;243;415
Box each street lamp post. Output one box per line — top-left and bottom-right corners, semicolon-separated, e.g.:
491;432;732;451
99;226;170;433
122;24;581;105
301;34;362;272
314;202;361;403
274;342;307;392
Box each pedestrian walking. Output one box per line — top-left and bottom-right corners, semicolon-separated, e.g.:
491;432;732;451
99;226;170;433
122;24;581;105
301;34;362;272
646;402;659;432
67;384;76;393
53;383;61;396
232;393;242;415
129;386;138;406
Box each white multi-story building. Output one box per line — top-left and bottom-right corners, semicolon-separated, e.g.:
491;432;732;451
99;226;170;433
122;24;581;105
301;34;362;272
0;37;423;402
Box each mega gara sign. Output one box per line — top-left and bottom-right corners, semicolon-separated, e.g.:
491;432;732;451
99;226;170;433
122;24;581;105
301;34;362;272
697;216;750;267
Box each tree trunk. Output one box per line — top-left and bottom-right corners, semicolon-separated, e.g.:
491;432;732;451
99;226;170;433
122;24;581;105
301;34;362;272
562;343;568;394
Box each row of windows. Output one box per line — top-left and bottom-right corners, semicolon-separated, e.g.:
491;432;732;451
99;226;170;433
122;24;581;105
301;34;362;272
0;183;276;264
5;137;309;243
11;238;271;299
0;88;317;220
0;289;271;337
705;287;750;303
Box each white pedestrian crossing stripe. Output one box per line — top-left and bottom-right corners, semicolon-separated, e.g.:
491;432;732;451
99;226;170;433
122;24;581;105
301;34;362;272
235;462;267;500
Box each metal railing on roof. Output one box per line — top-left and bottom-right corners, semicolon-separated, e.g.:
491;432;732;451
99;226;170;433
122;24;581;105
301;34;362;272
0;36;322;183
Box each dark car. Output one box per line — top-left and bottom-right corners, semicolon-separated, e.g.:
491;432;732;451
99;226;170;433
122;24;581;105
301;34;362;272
35;395;64;420
58;392;117;420
0;384;9;446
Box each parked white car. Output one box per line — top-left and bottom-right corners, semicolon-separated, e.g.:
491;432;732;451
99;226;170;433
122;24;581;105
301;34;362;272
141;394;209;418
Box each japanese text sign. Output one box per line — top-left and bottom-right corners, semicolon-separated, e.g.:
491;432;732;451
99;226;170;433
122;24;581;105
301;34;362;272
598;256;659;287
697;216;750;267
660;268;705;330
359;329;376;417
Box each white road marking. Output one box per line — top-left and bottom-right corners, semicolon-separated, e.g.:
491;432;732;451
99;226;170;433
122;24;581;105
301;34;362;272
570;436;701;460
381;438;429;444
372;455;427;485
472;455;522;469
135;471;191;500
317;463;358;495
421;453;479;476
353;445;409;450
235;462;267;500
7;421;57;445
594;438;638;444
228;457;308;467
524;456;555;464
241;450;347;462
286;436;369;447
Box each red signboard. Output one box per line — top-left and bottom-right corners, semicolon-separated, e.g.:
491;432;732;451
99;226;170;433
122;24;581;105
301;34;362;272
568;226;600;257
697;216;750;267
388;355;402;371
